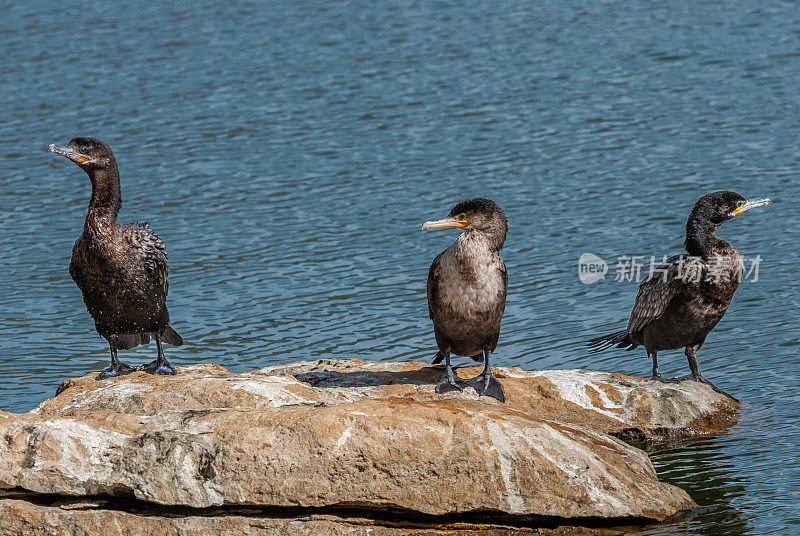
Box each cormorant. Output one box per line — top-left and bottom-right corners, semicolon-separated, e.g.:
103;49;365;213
587;190;771;395
422;198;508;402
48;137;183;380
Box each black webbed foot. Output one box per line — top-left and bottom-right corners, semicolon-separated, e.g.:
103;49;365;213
96;361;136;381
466;372;506;403
652;372;666;382
139;358;177;376
141;336;178;376
664;373;693;383
665;373;738;401
435;366;466;394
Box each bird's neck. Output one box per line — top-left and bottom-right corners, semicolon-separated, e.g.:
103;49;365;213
459;228;505;253
453;230;500;263
85;165;122;227
685;217;731;258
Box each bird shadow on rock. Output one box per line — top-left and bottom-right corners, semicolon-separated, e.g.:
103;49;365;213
294;366;452;389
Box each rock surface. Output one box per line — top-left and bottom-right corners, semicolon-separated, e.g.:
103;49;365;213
0;358;740;534
0;496;643;536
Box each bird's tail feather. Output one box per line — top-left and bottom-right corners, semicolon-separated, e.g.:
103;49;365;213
112;332;150;350
430;351;484;364
161;325;184;346
107;326;183;350
586;330;637;352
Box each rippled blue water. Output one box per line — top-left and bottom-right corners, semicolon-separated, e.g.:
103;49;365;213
1;1;798;533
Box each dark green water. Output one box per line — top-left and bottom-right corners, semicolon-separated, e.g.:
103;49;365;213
1;1;798;533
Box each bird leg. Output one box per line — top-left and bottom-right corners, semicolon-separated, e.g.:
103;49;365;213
139;335;177;376
435;352;466;393
666;345;738;401
650;351;665;382
96;340;136;380
466;350;506;403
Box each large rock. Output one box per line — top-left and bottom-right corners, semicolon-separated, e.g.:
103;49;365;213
36;359;739;441
0;359;740;534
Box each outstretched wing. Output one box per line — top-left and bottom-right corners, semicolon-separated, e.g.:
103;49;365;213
125;222;170;295
627;254;704;335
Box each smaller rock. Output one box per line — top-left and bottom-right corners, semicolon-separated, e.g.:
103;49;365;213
0;497;641;536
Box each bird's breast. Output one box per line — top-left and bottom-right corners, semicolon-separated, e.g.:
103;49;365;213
435;255;506;318
700;250;742;302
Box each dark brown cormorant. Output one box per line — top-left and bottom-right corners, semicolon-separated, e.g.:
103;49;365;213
588;190;771;395
422;198;508;402
48;137;183;380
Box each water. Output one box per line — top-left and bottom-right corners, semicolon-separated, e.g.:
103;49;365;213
1;1;798;533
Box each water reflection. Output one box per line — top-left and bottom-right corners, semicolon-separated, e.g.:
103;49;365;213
645;436;750;536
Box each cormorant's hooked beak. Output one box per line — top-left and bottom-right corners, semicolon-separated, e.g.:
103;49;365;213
732;198;772;216
422;216;470;230
48;143;89;164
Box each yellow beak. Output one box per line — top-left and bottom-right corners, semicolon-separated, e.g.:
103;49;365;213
732;198;772;216
48;144;90;164
422;216;470;230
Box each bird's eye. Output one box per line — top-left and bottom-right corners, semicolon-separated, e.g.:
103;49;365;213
79;147;87;155
736;200;744;208
458;213;467;220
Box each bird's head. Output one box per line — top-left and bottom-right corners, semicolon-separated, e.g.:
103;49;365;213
422;197;508;246
48;137;116;172
690;190;771;227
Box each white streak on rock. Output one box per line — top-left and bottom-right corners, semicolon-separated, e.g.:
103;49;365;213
31;382;154;414
225;377;315;407
525;370;626;421
485;420;524;514
522;423;629;514
331;425;354;456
